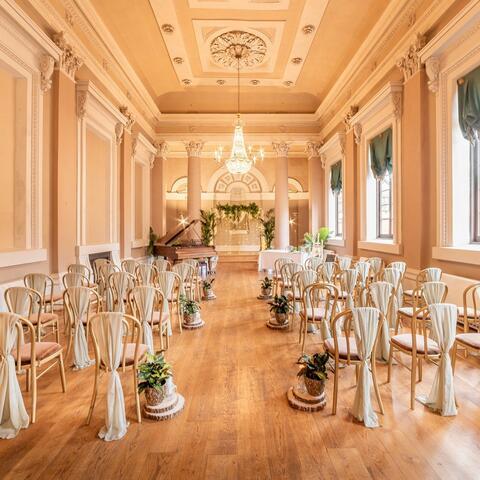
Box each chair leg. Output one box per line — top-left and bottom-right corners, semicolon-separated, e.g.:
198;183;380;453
452;342;458;374
160;325;164;351
410;355;417;410
355;364;359;386
371;359;384;415
55;320;60;344
31;366;37;424
86;365;99;425
26;369;30;392
418;357;423;382
134;368;141;423
332;359;339;415
58;353;67;392
387;343;394;383
165;326;170;349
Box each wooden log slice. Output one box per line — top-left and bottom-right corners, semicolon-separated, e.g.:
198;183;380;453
143;394;185;421
286;387;326;412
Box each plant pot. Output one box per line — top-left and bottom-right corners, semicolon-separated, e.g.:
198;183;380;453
261;287;272;297
144;386;166;406
303;376;325;397
203;288;215;300
184;311;200;325
275;312;288;325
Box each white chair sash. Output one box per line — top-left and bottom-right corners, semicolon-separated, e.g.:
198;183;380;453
154;258;169;272
172;264;192;298
137;264;154;286
422;304;457;416
6;288;31;317
67;287;93;370
305;256;323;271
0;313;29;439
423;282;446;306
110;273;133;313
131;287;155;354
425;267;442;282
342;269;358;310
157;272;175;336
383;267;403;315
369;282;393;361
338;256;352;271
351;307;380;428
92;313;128;441
368;257;383;278
122;260;137;275
322;262;335;283
297;270;318;310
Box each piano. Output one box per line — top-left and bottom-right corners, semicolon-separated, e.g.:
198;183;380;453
154;219;217;263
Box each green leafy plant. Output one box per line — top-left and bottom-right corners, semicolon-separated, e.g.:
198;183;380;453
138;352;172;393
147;227;158;257
261;277;273;290
297;353;329;381
202;278;214;290
268;295;292;315
216;202;260;223
179;295;201;314
200;209;217;246
303;227;330;248
260;209;275;249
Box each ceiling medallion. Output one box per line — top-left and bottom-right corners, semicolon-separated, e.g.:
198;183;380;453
182;79;192;86
291;57;303;64
302;24;315;35
210;30;267;69
216;79;226;85
250;79;259;85
161;24;174;34
283;81;293;87
173;57;183;64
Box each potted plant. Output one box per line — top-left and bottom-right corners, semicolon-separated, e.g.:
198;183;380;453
260;277;273;297
304;227;330;256
202;278;215;300
297;353;329;397
260;209;275;250
268;295;291;325
180;295;201;325
138;352;173;406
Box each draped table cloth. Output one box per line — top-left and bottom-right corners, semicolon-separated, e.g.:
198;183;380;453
258;250;310;272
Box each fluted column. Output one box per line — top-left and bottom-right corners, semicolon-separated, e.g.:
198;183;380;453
273;141;290;249
152;141;168;237
306;142;324;234
185;140;204;221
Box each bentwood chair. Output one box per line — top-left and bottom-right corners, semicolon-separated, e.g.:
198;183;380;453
87;313;147;430
157;271;182;333
290;270;319;331
367;257;384;282
403;267;442;306
280;262;303;296
135;263;158;287
337;255;352;272
97;262;119;302
154;257;172;273
183;259;202;300
24;273;63;313
325;308;385;419
6;313;66;423
273;258;294;296
68;263;95;286
62;272;90;289
109;271;135;313
63;286;100;369
6;286;59;342
304;255;324;271
121;259;139;276
172;263;196;302
129;285;169;351
299;282;339;353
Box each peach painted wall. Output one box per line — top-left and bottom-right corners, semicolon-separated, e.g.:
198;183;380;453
119;130;132;258
151;157;166;237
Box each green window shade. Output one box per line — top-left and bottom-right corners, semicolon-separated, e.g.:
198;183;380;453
458;64;480;143
369;127;392;180
330;161;342;193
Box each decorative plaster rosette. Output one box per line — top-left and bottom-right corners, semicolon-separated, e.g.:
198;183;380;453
210;30;267;69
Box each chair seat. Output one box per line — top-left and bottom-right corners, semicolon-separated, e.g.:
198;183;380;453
456;333;480;349
48;292;64;303
302;307;326;320
29;312;58;325
398;307;427;318
152;311;170;325
457;307;480;319
404;289;414;297
287;292;301;300
391;334;440;355
123;343;148;366
324;337;360;361
13;341;62;364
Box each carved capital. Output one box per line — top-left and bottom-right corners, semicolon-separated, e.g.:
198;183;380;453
425;56;440;93
339;135;346;157
353;123;362;145
39;54;54;93
184;140;204;157
154;141;168;159
320;153;327;169
391;92;403;119
52;31;83;79
76;91;87;118
131;137;138;158
115;123;124;145
119;105;136;131
396;32;426;82
343;105;359;130
305;141;322;159
272;141;290;157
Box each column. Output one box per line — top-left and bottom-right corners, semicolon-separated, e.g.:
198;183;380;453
51;33;83;272
151;141;168;237
118;109;135;259
185;140;204;221
273;141;290;249
306;142;324;234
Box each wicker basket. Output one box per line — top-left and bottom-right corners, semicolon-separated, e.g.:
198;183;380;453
303;376;325;397
144;386;166;406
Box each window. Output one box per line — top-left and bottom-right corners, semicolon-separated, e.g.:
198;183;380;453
376;171;393;238
329;160;343;238
334;190;343;237
470;139;480;243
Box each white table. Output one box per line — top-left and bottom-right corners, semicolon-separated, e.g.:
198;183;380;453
258;250;310;272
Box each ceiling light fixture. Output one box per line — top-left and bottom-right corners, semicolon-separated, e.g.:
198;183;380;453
214;46;264;174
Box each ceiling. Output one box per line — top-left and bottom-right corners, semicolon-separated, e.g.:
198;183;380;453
88;0;390;114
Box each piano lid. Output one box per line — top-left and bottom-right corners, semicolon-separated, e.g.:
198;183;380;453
157;219;202;246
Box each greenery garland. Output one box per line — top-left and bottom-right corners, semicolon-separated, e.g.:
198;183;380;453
215;202;260;223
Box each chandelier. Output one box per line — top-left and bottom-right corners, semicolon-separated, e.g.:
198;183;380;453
214;45;264;174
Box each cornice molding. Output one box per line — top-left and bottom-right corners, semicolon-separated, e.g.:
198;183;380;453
396;32;427;81
52;31;83;78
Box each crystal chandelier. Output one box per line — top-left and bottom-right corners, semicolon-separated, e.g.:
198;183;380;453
214;46;264;174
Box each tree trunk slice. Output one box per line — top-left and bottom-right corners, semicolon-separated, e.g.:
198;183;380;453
286;387;326;411
143;393;185;421
182;316;205;329
266;319;289;330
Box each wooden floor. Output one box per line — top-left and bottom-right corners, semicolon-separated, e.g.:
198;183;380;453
1;263;480;480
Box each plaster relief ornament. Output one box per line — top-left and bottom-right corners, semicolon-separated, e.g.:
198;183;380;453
302;24;315;35
119;106;136;130
210;31;267;69
40;55;55;92
52;31;83;78
396;33;427;81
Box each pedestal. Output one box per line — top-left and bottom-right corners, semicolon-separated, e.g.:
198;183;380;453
266;317;289;330
182;315;205;330
286;385;326;411
143;392;185;421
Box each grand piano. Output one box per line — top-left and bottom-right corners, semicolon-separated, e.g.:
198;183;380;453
154;219;217;263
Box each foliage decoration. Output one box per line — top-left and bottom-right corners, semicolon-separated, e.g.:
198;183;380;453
200;209;217;246
268;295;292;315
297;353;329;381
137;352;172;393
303;227;330;248
260;209;275;249
147;227;158;257
215;202;260;223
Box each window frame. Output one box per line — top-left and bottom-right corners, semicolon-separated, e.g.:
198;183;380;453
376;172;393;239
470;140;480;243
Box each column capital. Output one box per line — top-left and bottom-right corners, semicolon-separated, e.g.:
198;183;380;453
119;105;136;131
154;141;168;159
52;31;83;79
184;140;204;157
305;141;323;159
272;141;290;157
396;32;426;82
